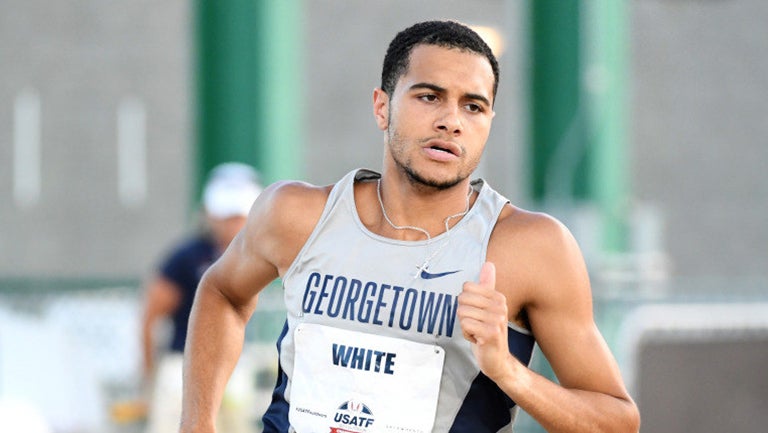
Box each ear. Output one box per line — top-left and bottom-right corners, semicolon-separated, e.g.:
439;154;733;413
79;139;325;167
372;88;390;131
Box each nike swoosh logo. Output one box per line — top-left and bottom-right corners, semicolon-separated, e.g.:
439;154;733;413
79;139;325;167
420;269;461;279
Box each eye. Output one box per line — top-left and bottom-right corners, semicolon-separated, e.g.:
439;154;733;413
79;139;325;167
419;94;438;102
465;103;484;113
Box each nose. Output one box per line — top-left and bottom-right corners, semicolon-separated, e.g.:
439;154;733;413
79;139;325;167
435;105;462;135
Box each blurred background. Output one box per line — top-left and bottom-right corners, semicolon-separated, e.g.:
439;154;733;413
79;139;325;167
1;0;767;432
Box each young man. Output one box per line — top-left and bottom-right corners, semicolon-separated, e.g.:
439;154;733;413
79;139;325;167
180;21;640;433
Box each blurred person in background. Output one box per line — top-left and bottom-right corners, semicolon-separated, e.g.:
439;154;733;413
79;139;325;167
141;162;262;433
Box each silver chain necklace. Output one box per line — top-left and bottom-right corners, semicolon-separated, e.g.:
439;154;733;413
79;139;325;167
376;178;472;278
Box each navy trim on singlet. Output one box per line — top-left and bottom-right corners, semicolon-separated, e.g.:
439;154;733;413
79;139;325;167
448;328;535;432
262;320;291;432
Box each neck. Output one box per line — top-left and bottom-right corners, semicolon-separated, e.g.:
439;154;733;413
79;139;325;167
375;176;474;240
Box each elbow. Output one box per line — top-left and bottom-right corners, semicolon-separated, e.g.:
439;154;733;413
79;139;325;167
622;398;641;433
630;408;641;433
597;395;640;433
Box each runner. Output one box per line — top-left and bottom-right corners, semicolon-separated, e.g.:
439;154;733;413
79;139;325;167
180;20;640;433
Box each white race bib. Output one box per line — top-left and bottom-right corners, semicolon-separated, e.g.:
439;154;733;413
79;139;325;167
289;323;445;433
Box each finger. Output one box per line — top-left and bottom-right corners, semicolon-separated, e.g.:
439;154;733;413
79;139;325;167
459;285;506;312
457;290;488;307
461;262;496;295
461;327;477;343
460;317;498;346
458;297;506;326
479;261;496;290
459;317;484;344
456;302;487;322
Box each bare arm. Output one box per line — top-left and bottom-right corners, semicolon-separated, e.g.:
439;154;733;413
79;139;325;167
458;211;640;433
179;181;329;433
179;217;273;432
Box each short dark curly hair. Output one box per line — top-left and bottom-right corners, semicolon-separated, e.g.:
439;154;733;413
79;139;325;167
380;20;499;101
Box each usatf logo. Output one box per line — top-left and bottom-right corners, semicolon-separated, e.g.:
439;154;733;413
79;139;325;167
330;400;375;433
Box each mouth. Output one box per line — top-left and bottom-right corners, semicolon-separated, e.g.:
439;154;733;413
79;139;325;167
425;139;460;157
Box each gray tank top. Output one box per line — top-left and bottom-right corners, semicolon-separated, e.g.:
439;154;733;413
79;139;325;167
264;169;535;433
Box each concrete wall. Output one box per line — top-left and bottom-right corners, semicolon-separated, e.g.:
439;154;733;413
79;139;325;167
630;0;768;278
1;0;766;281
0;0;191;277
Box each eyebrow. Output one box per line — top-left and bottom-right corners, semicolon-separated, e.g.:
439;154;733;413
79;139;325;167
409;82;492;108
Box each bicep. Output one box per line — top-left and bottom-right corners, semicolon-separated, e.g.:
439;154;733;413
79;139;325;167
200;221;279;314
532;306;625;397
526;226;629;399
197;180;323;311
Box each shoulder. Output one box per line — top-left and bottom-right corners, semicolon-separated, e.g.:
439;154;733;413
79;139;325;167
253;179;333;233
243;179;334;274
258;179;332;218
488;205;589;306
491;205;576;252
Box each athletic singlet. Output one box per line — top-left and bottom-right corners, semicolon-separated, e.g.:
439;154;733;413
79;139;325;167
262;169;535;433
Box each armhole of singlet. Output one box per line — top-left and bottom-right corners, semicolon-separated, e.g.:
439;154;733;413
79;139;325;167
508;321;532;336
281;170;358;281
479;182;532;339
477;180;510;267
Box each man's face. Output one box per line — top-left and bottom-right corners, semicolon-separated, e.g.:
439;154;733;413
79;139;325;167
374;44;496;190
